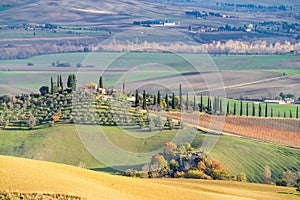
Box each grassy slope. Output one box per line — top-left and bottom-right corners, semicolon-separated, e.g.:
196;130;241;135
1;155;299;200
0;125;299;183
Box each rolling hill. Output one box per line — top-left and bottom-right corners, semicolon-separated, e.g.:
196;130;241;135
1;155;299;200
0;125;299;183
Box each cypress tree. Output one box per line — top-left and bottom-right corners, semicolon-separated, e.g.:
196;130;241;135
172;93;175;109
59;75;63;91
233;102;236;115
122;81;125;94
50;77;54;94
193;95;196;111
179;84;182;110
207;96;210;112
246;102;249;116
153;95;157;105
284;111;286;118
226;101;230;115
278;112;281;118
142;90;146;109
271;108;273;118
99;76;103;88
252;103;255;117
200;94;203;112
186;93;189;111
135;89;139;107
157;91;161;106
290;110;293;118
265;103;268;117
240;101;243;116
296;107;299;119
165;94;169;108
258;104;262;117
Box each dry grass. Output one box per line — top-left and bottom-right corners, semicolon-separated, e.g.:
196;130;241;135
0;155;299;200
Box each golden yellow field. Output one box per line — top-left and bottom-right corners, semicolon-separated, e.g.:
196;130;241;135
0;155;298;200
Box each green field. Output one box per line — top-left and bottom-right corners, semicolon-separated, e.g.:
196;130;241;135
0;124;299;183
1;52;299;71
190;96;300;118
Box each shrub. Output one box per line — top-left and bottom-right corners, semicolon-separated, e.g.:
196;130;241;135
185;169;212;179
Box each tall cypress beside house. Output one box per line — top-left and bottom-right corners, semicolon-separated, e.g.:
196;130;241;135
157;90;161;106
99;76;103;89
200;94;203;112
240;101;243;116
135;89;139;107
265;103;268;117
179;84;182;110
165;94;169;108
142;90;146;109
172;93;175;109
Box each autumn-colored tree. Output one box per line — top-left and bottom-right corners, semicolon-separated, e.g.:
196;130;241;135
162;142;177;162
263;165;272;184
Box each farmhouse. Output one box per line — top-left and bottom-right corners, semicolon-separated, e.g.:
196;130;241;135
264;100;285;104
82;82;98;94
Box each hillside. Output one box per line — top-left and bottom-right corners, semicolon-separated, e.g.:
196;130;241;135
1;155;299;200
0;125;299;183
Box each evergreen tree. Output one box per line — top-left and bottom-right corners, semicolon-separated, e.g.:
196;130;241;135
233;102;236;115
135;89;139;107
142;90;146;109
59;75;63;91
99;76;103;88
240;101;243;116
265;103;268;117
186;93;189;111
271;108;273;118
207;96;211;112
290;110;293;118
50;77;54;94
278;112;281;118
200;94;203;112
179;84;182;110
226;101;230;115
157;91;161;106
258;104;262;117
246;102;249;116
67;74;77;91
165;94;169;108
172;93;175;109
122;81;125;94
284;111;286;118
296;107;299;119
252;103;255;117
